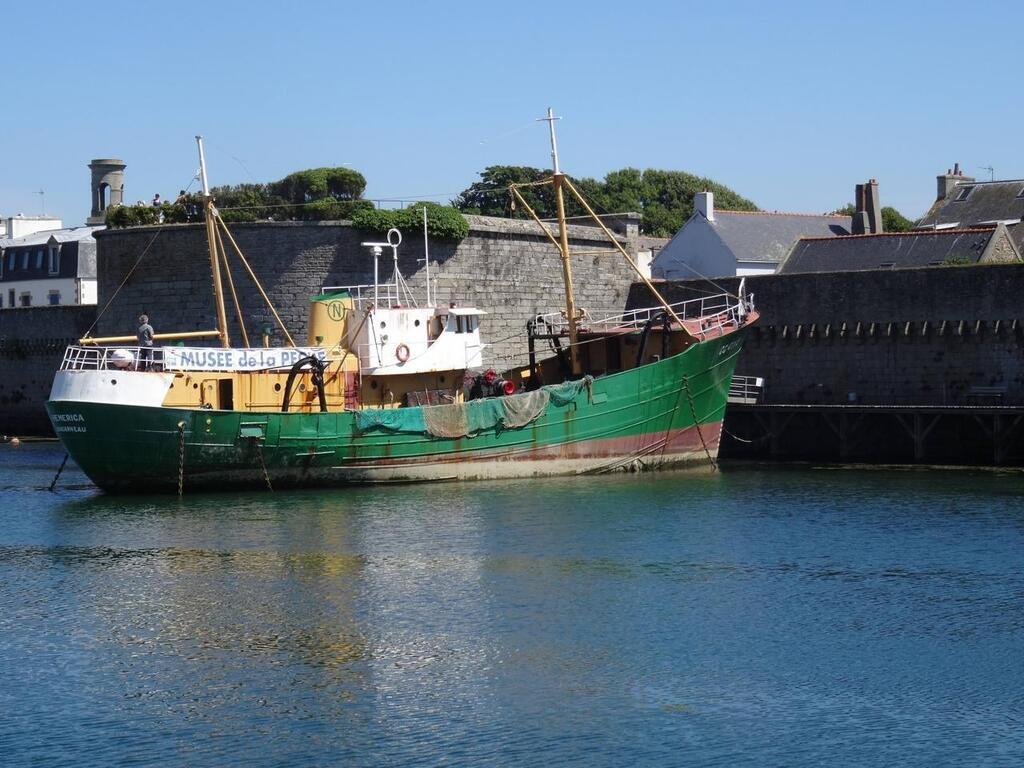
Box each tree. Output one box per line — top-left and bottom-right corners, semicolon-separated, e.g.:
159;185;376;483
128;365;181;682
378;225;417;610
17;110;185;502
452;166;758;237
269;167;366;204
832;204;915;232
881;206;913;232
452;165;555;218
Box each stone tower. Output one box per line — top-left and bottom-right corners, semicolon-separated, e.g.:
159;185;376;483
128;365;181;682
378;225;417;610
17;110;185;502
87;158;126;225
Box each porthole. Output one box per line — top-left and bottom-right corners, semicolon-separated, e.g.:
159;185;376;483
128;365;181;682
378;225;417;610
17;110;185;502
380;321;387;329
299;383;306;392
414;319;421;327
274;383;282;392
111;379;117;386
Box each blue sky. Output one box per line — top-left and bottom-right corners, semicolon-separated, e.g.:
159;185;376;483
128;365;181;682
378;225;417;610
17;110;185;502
3;0;1022;226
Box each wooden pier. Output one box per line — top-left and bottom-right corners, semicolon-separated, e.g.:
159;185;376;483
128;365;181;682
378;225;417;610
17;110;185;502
722;404;1024;467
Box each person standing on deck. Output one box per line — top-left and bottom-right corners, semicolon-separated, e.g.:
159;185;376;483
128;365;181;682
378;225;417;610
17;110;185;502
137;314;155;371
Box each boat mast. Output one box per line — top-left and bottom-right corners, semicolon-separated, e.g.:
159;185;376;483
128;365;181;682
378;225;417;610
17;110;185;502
540;108;581;375
197;135;231;348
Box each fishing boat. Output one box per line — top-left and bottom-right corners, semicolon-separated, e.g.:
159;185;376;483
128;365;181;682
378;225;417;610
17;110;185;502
46;116;758;493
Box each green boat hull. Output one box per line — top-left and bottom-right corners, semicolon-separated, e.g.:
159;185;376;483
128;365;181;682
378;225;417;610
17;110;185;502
47;328;748;493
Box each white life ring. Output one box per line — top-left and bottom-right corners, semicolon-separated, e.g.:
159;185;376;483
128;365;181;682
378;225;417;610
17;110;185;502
396;343;411;363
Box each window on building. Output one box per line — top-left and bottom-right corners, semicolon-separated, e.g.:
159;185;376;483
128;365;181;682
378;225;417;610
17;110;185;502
48;246;60;275
48;291;61;306
954;186;975;202
35;249;43;269
7;289;14;307
21;251;28;270
8;251;16;271
20;293;31;307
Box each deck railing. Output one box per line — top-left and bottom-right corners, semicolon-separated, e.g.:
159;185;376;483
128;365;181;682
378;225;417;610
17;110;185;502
535;292;754;340
320;281;423;310
59;345;164;371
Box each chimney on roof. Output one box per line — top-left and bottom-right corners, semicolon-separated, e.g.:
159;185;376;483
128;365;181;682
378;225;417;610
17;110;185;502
936;162;975;201
694;189;714;221
852;179;882;235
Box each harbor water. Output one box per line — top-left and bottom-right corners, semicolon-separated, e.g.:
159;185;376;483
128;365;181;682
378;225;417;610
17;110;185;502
2;443;1023;766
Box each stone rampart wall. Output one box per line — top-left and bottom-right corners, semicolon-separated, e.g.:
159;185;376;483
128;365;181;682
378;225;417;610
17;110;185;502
0;305;97;435
632;264;1024;405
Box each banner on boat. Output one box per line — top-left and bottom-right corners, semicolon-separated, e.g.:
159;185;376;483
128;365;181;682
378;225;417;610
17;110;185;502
161;347;328;372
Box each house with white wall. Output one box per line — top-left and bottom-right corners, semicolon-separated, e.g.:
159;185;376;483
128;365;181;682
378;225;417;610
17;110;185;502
0;214;63;240
651;191;852;279
0;226;100;309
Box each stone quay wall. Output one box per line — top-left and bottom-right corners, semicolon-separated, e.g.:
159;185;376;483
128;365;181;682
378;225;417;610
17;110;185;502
631;263;1024;405
94;214;641;371
0;305;97;435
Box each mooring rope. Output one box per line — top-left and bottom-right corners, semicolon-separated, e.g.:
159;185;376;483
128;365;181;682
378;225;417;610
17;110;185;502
722;427;758;444
682;376;718;471
177;421;186;496
48;454;69;492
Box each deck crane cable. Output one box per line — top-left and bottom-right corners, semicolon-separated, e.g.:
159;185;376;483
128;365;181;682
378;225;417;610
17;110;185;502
80;227;165;339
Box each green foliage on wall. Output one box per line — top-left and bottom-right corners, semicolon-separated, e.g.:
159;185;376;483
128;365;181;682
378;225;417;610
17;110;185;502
452;165;759;236
943;252;973;266
105;200;196;227
301;198;375;221
106;166;370;228
351;202;469;241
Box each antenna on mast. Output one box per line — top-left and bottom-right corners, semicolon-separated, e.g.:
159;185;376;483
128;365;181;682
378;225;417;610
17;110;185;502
537;107;562;175
196;136;211;196
195;134;230;347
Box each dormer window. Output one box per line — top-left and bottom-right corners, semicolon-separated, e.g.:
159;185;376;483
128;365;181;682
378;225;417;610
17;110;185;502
954;186;975;202
48;245;60;275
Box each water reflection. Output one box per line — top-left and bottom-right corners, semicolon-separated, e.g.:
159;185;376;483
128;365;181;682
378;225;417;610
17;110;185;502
2;446;1024;765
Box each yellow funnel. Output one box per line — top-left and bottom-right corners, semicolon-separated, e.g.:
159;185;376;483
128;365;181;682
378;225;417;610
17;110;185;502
308;290;353;347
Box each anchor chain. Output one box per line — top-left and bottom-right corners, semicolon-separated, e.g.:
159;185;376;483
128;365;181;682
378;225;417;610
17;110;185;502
255;441;273;492
49;453;69;492
177;421;186;496
682;376;718;471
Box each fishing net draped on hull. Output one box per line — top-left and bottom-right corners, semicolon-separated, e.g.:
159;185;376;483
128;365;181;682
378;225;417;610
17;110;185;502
355;377;593;439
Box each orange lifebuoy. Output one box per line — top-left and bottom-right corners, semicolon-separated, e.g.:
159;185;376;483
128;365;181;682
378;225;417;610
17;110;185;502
396;343;410;363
